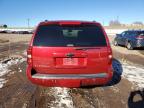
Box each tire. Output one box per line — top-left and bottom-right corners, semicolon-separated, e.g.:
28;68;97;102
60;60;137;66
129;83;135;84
114;40;118;46
126;42;133;50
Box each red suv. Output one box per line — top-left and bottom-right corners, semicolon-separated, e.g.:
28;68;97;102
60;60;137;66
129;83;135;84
26;20;113;87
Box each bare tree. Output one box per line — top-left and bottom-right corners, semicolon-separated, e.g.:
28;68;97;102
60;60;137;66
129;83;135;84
109;20;121;26
133;21;143;25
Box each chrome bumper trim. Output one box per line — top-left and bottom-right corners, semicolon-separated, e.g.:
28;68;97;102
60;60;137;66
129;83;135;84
32;73;108;79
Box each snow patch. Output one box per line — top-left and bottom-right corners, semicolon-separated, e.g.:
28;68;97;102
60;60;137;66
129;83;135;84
113;61;144;89
0;58;26;88
0;78;7;88
51;87;74;108
122;62;144;89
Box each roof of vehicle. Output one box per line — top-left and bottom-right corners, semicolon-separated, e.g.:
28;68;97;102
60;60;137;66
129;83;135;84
126;30;144;32
39;20;101;26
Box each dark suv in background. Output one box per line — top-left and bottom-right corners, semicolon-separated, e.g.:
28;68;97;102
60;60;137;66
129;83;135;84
114;30;144;50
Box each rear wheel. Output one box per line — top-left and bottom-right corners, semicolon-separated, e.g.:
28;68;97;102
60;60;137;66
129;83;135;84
126;42;133;50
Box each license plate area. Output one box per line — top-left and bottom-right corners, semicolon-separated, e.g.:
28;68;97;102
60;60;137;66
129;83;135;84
55;57;87;68
63;58;78;65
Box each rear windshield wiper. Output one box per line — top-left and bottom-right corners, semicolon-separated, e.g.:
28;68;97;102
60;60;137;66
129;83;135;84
75;47;100;50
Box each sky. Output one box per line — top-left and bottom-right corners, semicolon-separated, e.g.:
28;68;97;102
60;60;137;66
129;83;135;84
0;0;144;27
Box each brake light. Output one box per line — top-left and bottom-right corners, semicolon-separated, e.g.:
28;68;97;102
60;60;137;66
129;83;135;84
27;46;32;64
108;48;112;64
136;36;144;39
59;22;81;25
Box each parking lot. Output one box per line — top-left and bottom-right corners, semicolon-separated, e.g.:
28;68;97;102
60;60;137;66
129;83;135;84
0;32;143;108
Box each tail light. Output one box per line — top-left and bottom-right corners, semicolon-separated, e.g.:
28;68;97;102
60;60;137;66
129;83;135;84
27;46;32;64
136;36;144;39
108;48;112;64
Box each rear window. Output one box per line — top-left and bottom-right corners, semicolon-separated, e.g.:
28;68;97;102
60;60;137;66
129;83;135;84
137;31;144;36
33;24;107;47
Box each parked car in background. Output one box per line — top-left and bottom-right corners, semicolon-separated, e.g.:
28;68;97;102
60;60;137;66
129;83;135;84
114;30;144;50
17;31;30;34
0;30;8;33
26;20;113;87
0;30;33;34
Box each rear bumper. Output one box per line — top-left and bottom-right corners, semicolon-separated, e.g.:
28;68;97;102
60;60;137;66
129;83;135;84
26;66;113;88
134;40;144;48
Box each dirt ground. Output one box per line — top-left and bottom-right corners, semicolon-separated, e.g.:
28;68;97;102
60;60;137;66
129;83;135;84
0;34;31;43
0;34;144;108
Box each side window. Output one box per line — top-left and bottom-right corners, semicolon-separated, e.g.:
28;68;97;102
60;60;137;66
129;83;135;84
140;32;144;36
121;31;128;37
126;32;132;37
124;31;132;37
129;31;138;37
137;31;144;36
130;32;137;37
121;32;126;37
125;32;129;37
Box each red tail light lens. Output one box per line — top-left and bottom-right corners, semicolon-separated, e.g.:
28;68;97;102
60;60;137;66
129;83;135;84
108;48;112;64
27;46;32;64
136;36;144;39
